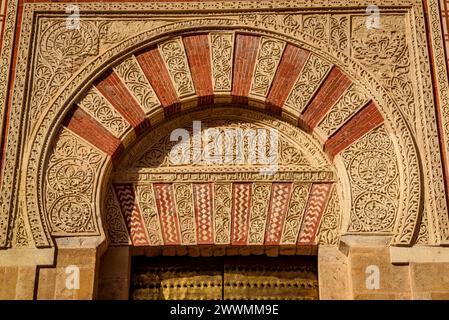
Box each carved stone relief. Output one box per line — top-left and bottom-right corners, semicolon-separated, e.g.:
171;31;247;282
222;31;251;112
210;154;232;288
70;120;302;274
44;128;106;235
113;55;161;116
158;37;195;98
0;1;440;249
318;187;342;245
351;15;415;131
249;37;286;99
77;87;129;138
284;54;332;118
210;32;234;93
317;84;370;139
340;126;399;233
107;108;339;246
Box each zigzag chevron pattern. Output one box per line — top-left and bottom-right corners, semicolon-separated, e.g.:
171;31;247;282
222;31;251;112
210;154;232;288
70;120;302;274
193;183;214;244
113;184;150;246
109;182;335;247
231;183;252;245
153;183;181;245
265;183;292;245
297;183;333;245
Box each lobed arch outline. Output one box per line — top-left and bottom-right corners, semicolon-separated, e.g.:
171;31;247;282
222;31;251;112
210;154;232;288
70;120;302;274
21;18;422;248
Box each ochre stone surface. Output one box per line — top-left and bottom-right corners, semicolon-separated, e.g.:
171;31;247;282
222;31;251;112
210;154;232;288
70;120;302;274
97;247;131;300
36;248;99;300
1;0;449;300
410;263;449;298
348;247;412;300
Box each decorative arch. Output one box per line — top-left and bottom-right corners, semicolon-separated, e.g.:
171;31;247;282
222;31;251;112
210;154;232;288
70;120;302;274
107;107;339;248
23;21;421;249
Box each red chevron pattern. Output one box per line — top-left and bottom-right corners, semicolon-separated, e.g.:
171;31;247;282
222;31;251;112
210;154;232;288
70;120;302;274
297;183;333;245
231;183;252;245
265;183;292;245
193;183;214;244
113;184;150;246
153;183;181;245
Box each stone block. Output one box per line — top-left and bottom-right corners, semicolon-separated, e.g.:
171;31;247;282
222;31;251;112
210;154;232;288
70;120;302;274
349;247;411;296
410;263;449;292
318;246;351;300
15;266;36;299
56;248;97;267
98;277;129;300
0;266;18;299
36;268;56;300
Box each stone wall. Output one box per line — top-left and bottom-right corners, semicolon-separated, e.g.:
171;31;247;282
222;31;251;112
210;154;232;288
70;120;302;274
1;0;449;300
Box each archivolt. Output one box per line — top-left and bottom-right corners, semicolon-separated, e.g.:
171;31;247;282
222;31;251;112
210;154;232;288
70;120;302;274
21;19;421;248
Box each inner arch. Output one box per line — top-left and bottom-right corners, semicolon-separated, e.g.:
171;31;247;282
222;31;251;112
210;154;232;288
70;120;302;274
104;107;341;249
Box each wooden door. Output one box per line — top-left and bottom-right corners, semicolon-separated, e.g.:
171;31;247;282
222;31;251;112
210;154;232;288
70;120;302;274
131;256;318;300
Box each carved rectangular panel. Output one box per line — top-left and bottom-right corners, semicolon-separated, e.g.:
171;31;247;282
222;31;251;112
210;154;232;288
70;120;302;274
45;128;104;236
95;70;147;128
248;183;271;245
280;183;311;245
265;183;292;245
113;184;150;246
441;0;449;66
231;183;252;245
297;183;333;245
193;183;214;244
317;84;370;138
77;87;129;138
153;183;181;245
105;186;131;245
135;184;164;246
113;170;336;184
113;55;161;116
317;186;341;245
158;37;195;98
284;54;332;118
302;67;352;130
173;183;197;245
249;37;286;99
340;126;399;233
210;32;234;94
213;183;232;245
